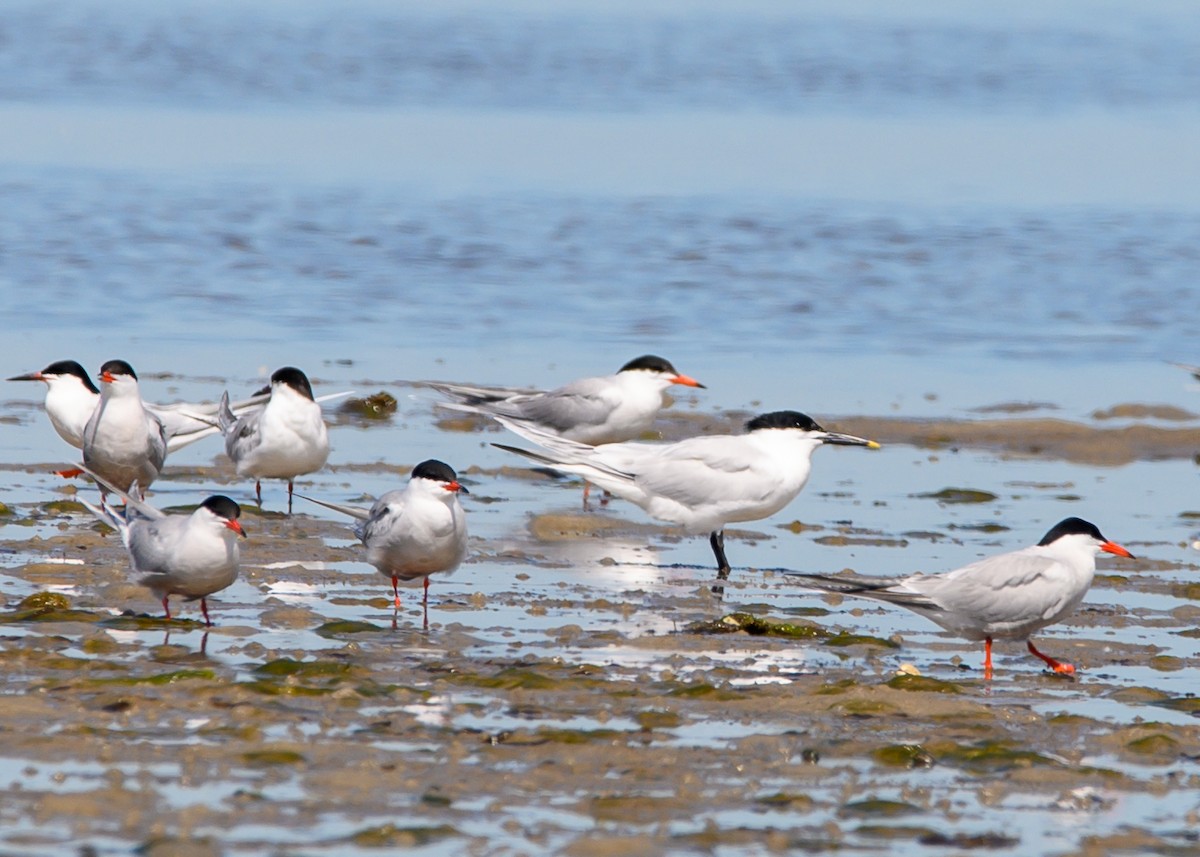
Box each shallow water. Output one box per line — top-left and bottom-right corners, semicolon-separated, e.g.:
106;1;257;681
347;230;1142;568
2;1;1200;854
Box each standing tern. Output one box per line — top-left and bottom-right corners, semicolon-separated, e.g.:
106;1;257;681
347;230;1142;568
432;354;706;446
77;465;246;626
298;460;469;626
82;360;168;501
217;366;330;513
786;517;1135;678
493;410;879;579
8;359;269;454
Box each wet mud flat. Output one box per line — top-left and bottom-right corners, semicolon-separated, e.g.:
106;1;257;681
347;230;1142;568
0;404;1198;855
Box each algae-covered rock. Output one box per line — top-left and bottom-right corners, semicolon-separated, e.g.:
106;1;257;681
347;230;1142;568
915;488;998;505
339;392;398;420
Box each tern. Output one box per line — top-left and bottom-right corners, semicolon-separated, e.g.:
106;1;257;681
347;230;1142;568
217;366;330;513
81;360;168;501
786;517;1135;678
432;354;706;446
493;410;879;579
8;359;269;454
298;459;469;624
77;466;246;626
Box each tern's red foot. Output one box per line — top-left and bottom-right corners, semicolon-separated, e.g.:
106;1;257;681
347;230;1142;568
54;467;84;479
1027;640;1075;676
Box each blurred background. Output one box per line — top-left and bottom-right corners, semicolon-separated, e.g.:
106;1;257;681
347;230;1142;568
1;0;1198;414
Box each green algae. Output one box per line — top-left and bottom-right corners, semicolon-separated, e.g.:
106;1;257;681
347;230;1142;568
873;744;936;768
1125;734;1181;756
1148;696;1200;714
347;824;458;848
339;392;399;420
823;631;900;648
90;669;217;686
667;682;741;700
885;674;961;694
685;612;828;639
314;619;385;637
40;499;88;515
831;698;902;717
241;749;306;766
839;799;924;818
931;740;1058;773
101;615;202;630
636;710;682;730
755;792;814;810
2;593;102;624
240;679;336;697
254;658;354;678
916;487;998;504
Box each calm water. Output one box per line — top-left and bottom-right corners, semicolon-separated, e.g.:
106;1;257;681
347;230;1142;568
2;2;1200;855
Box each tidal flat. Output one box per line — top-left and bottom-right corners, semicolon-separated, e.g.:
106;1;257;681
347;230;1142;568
0;387;1197;856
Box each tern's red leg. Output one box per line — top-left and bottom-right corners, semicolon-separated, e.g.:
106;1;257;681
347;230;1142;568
1027;640;1075;675
161;596;172;620
983;637;994;681
392;576;402;609
422;576;430;605
287;480;294;515
201;597;212;627
255;480;263;506
582;483;591;510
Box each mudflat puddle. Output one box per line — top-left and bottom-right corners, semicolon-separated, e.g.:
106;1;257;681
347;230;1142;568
0;377;1197;855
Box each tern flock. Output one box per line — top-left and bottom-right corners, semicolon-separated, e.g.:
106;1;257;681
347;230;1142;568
8;355;1139;678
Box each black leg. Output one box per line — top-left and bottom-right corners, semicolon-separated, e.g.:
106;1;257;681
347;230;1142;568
710;530;731;580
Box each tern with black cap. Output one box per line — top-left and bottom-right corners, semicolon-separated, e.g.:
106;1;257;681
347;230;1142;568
787;517;1135;678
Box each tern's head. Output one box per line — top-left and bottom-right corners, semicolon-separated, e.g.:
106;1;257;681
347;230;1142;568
8;360;100;394
97;359;141;395
411;459;469;496
270;366;315;401
199;495;247;539
618;354;706;390
745;410;880;449
1038;517;1133;559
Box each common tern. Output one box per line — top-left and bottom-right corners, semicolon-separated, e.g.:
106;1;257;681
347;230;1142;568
7;359;269;453
432;354;706;446
786;517;1134;678
77;465;246;626
298;459;469;623
82;360;168;501
217;366;330;513
493;410;879;579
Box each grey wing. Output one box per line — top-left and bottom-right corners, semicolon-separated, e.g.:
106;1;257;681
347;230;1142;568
126;515;187;574
224;409;263;461
148;413;168;469
431;381;543;404
631;437;767;505
512;379;620;434
357;492;406;545
910;551;1074;625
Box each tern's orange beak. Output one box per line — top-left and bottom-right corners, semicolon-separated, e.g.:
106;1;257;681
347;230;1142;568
1101;540;1133;559
670;374;706;389
100;371;115;384
444;481;469;495
226;519;247;539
